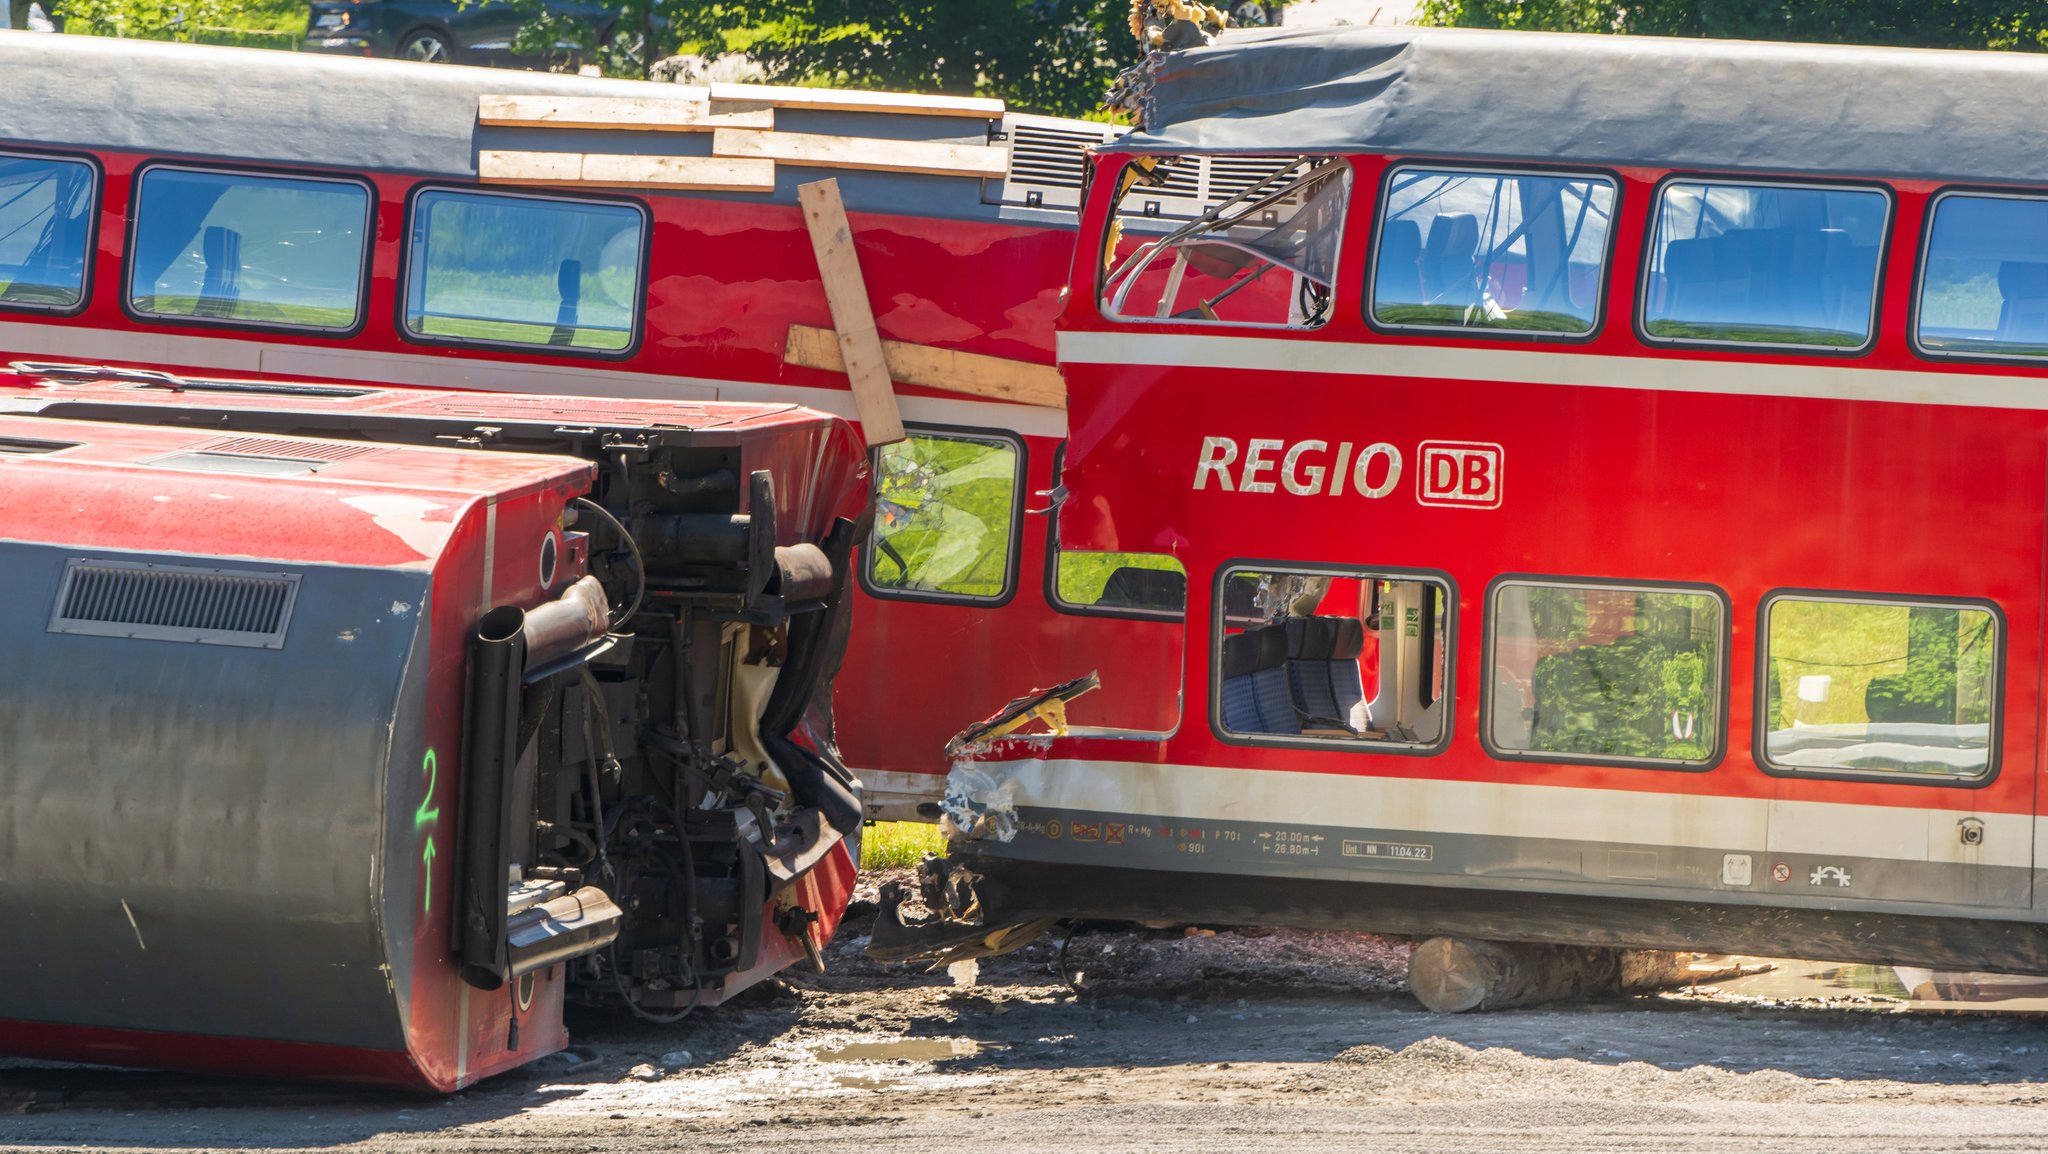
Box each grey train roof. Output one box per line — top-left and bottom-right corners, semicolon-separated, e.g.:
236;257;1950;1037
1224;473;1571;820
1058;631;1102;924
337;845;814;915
1113;25;2048;186
0;31;1076;220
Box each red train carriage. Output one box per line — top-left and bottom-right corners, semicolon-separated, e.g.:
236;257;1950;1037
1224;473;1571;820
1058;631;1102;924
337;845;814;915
0;362;866;1088
884;27;2048;974
0;32;1209;818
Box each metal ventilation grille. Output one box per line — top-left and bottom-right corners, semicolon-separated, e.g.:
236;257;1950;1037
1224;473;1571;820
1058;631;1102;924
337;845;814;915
992;114;1124;210
203;436;382;463
50;559;301;648
1119;155;1305;222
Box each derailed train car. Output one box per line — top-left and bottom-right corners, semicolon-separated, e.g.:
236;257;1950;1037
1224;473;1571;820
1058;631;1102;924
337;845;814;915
0;362;867;1089
881;27;2048;982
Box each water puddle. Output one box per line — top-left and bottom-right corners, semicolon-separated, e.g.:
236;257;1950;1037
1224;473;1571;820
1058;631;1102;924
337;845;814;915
823;1038;986;1062
1696;959;1909;1002
817;1037;993;1091
1685;957;2048;1011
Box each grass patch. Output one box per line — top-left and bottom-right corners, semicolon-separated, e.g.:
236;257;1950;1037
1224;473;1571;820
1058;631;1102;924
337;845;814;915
861;820;944;870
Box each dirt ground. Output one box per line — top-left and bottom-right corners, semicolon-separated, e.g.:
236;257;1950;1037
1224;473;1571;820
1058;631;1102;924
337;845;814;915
7;870;2048;1154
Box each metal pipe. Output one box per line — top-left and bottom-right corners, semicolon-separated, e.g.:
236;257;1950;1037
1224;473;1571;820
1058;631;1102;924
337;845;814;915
457;605;525;990
520;575;609;669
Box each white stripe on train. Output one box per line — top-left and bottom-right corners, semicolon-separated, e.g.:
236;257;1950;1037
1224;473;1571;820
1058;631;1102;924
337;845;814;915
967;756;2036;871
0;321;1070;438
1059;330;2048;412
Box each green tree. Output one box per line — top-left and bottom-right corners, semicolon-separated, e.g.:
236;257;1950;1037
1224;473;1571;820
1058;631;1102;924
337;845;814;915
57;0;244;40
1419;0;2048;51
521;0;1135;117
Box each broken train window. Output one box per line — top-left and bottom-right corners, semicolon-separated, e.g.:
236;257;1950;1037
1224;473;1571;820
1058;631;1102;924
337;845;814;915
861;429;1023;602
1215;564;1452;751
1100;155;1351;328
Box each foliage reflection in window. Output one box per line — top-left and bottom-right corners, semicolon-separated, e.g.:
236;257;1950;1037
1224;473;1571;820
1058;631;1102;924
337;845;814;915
1761;597;1996;779
405;190;644;352
1917;193;2048;359
0;154;94;310
1055;550;1186;614
1100;155;1349;327
1642;181;1888;349
1372;168;1615;336
1488;582;1722;764
129;168;369;330
865;432;1019;600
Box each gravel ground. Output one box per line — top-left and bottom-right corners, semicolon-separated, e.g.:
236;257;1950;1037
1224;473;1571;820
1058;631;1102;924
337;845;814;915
6;870;2048;1153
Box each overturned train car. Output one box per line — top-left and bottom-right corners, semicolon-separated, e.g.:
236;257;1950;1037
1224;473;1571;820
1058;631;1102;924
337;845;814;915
0;363;868;1090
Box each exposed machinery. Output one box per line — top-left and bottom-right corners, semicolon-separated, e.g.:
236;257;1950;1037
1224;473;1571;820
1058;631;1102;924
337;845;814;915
0;363;869;1090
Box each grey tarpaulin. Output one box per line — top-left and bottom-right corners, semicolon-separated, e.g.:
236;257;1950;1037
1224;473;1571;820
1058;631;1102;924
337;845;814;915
1109;25;2048;187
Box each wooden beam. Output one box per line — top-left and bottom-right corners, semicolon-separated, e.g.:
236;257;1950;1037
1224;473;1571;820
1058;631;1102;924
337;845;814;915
479;94;774;132
713;129;1007;180
709;82;1003;118
479;151;776;193
796;178;905;447
784;324;1065;410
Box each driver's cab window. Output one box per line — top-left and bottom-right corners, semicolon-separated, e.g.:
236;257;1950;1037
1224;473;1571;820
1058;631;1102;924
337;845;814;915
1100;155;1350;328
1215;565;1451;751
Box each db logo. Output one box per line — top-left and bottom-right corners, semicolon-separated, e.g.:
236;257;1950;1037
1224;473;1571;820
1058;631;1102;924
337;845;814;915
1417;441;1504;509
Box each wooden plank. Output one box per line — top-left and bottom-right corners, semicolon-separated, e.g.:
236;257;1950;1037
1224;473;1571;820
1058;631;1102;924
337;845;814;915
785;324;1065;410
796;179;905;447
479;94;774;132
709;82;1003;118
479;151;776;193
478;149;581;185
714;128;1007;180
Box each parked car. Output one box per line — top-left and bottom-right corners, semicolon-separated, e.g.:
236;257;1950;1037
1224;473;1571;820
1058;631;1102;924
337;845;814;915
303;0;624;66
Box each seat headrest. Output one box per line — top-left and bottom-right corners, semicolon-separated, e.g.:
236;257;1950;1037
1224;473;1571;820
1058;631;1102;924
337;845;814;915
1327;616;1366;660
1381;218;1421;262
2000;260;2048;298
1222;623;1288;679
1099;565;1187;611
1284;615;1366;661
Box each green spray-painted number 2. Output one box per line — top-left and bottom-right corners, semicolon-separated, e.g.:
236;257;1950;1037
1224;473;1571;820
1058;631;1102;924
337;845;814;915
417;749;441;914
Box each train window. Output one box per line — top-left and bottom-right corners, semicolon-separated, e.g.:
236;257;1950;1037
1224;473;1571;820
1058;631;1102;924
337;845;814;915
1370;167;1616;337
1213;564;1452;752
0;153;94;313
1485;579;1725;769
1099;156;1350;328
1054;551;1187;615
862;430;1022;603
1916;192;2048;360
403;189;645;354
128;167;369;332
1641;180;1889;351
1759;595;1999;782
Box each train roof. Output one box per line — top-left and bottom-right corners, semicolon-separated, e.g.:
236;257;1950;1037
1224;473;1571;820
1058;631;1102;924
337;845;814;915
1112;25;2048;186
0;31;1105;221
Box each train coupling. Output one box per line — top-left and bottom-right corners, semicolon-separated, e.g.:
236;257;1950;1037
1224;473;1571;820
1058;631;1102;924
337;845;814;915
864;856;1058;967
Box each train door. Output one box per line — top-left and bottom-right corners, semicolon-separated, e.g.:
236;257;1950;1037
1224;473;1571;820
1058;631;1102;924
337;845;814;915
837;427;1185;818
1756;592;2034;912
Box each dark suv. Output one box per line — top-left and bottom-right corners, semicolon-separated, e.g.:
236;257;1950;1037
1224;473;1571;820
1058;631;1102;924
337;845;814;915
303;0;622;66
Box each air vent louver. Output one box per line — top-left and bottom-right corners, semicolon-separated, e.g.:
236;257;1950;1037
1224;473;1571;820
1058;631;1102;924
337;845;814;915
202;436;382;463
50;559;300;648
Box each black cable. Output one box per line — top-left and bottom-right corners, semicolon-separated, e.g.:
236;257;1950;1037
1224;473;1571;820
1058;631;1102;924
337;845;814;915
571;496;645;630
1055;922;1082;989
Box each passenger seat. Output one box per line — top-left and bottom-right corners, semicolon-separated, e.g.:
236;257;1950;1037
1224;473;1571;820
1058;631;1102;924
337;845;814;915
1219;624;1298;735
1285;616;1368;734
1998;261;2048;343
